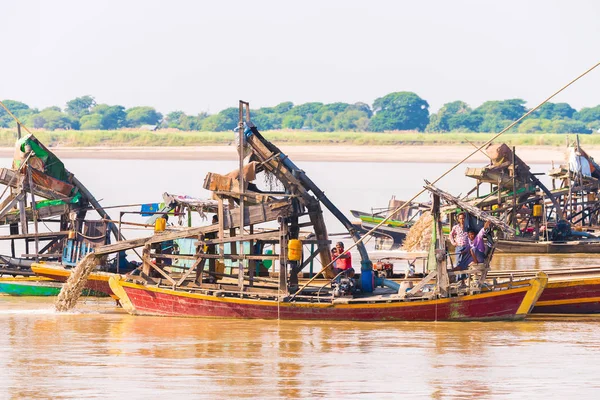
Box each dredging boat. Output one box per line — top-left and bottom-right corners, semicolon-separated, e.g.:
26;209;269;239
0;128;125;296
56;101;546;321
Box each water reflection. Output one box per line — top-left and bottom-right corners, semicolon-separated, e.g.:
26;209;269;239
1;298;600;398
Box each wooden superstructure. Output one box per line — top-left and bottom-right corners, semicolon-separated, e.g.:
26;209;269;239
0;130;115;275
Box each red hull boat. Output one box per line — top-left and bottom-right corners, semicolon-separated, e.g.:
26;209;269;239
109;274;546;322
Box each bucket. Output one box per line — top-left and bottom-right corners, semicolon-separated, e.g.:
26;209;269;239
532;204;543;217
287;239;302;261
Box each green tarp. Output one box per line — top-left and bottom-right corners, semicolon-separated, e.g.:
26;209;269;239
15;135;69;182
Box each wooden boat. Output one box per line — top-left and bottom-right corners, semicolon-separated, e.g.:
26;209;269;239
30;262;117;299
108;273;546;321
496;238;600;254
488;266;600;313
57;102;548;321
0;276;106;296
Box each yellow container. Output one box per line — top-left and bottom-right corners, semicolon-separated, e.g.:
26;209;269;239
215;260;225;275
491;204;499;211
154;217;166;232
68;230;76;240
532;204;543;217
287;239;302;261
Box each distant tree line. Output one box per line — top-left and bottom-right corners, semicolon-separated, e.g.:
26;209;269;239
1;93;599;134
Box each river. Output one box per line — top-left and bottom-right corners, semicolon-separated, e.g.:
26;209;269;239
0;158;598;398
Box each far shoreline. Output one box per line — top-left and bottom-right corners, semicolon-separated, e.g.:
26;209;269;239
0;144;580;164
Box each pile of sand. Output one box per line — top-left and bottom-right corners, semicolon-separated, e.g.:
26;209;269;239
402;212;433;252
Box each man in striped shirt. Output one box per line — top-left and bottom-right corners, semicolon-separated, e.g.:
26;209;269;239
449;213;469;269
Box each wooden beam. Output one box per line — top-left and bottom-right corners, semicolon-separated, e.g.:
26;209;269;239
142;255;177;285
0;231;69;240
176;256;205;287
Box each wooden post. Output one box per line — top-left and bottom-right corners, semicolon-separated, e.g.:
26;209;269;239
512;147;517;230
27;166;40;261
279;220;288;294
17;122;22;139
248;224;255;287
237;101;246;291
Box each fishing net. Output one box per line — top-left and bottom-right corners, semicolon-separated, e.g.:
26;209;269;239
402;212;433;252
55;253;101;312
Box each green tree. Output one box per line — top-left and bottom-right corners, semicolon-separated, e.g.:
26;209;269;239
125;106;163;127
532;102;576;119
369;92;429;132
273;101;294;114
165;111;185;128
348;102;373;118
574;105;600;123
252;112;282;130
288;102;324;118
79;114;103;130
282;115;304;129
92;104;126;129
25;108;79;130
472;99;527;132
426;101;472;132
333;109;370;131
66;95;96;118
0;100;36;127
550;119;592;134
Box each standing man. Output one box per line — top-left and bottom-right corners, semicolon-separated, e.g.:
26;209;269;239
449;212;468;269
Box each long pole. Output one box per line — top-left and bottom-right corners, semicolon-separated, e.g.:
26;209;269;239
291;60;600;299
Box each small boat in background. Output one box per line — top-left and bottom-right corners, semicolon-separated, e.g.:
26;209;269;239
0;275;106;296
350;197;428;249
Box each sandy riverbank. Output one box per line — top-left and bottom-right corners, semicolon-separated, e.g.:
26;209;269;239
0;144;583;164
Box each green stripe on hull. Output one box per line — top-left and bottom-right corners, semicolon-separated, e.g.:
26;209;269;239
0;282;109;297
0;282;61;296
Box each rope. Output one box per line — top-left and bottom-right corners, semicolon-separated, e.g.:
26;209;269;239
290;60;600;300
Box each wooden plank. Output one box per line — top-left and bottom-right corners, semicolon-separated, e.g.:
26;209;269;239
0;231;69;241
20;253;61;258
142;255;177;285
176;256;205;287
405;270;437;298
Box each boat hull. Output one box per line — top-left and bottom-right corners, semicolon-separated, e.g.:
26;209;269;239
0;277;62;296
0;276;107;297
109;274;546;321
533;277;600;314
31;263;116;298
496;239;600;254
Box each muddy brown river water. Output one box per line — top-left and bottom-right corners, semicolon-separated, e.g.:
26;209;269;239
1;297;599;399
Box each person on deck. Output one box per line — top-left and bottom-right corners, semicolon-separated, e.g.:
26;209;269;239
462;220;492;267
332;242;355;278
449;213;468;268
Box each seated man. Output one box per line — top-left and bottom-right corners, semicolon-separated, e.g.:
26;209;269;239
332;242;355;278
462;220;491;267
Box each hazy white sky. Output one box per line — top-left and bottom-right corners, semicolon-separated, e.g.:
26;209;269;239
1;0;599;115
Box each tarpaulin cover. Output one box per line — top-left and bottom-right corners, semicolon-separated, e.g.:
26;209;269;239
15;135;69;182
